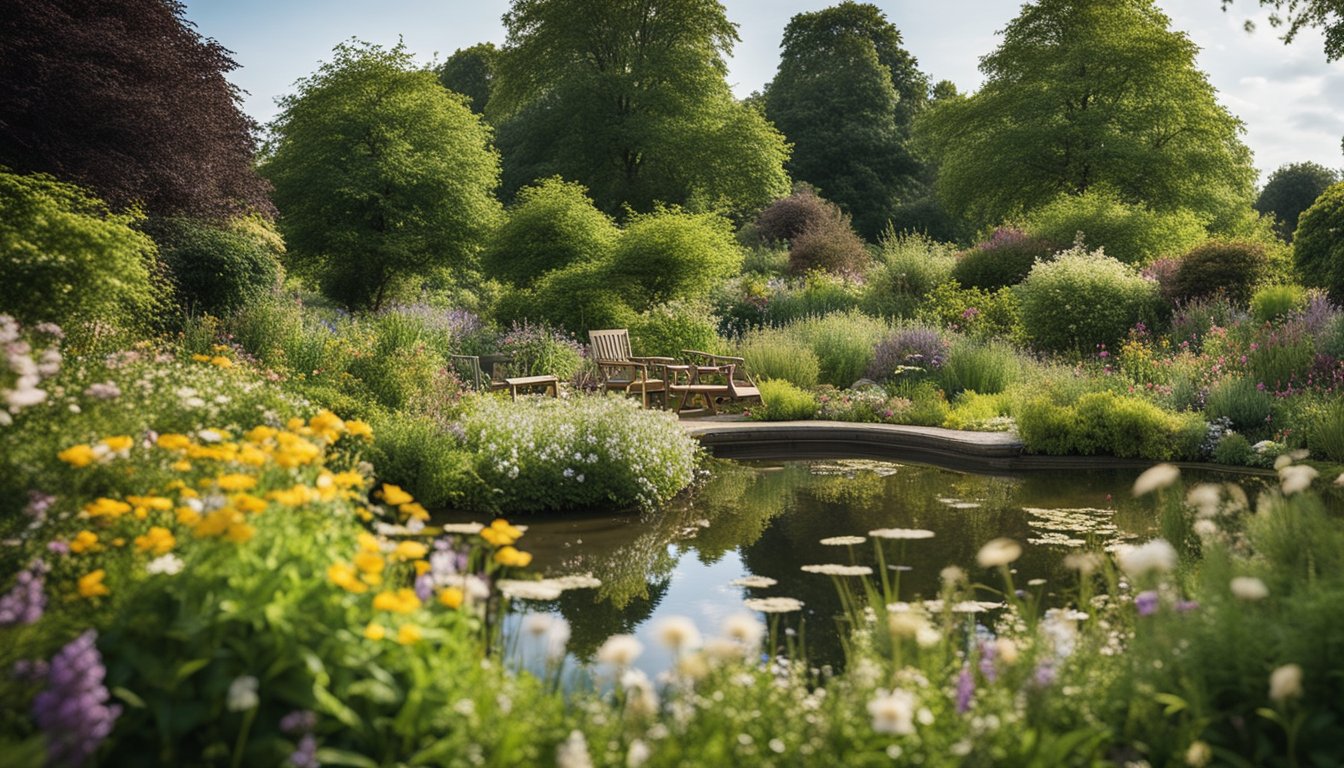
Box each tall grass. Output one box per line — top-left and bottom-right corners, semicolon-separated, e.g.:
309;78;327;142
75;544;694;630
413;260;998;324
738;329;821;388
937;338;1023;396
787;310;888;387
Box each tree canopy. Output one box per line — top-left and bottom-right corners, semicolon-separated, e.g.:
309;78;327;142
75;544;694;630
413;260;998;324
765;2;929;239
1222;0;1344;60
483;177;619;287
438;43;498;114
490;0;790;217
0;0;271;218
1255;161;1341;240
917;0;1256;232
262;42;502;310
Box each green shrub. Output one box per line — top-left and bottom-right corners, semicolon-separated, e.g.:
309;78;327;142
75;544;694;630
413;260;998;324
737;329;821;388
1293;181;1344;302
1168;240;1269;305
951;228;1057;290
460;395;699;512
742;244;789;275
1212;431;1257;466
607;208;743;308
482;177;618;286
367;410;479;509
862;234;956;318
1018;391;1204;460
496;322;585;380
0;170;163;336
764;273;864;323
942;391;1014;431
151;216;282;315
517;260;637;336
1250;284;1308;323
1205;377;1273;434
1016;396;1083;455
1022;189;1207;266
787;215;871;276
1247;320;1316;391
1015;245;1160;353
1304;398;1344;462
937;339;1022;396
754;186;834;243
628;300;724;358
788;311;888;387
751;380;819;420
891;379;950;426
915;282;1024;341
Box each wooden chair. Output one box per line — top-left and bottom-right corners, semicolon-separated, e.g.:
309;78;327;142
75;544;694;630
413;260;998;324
587;329;675;409
449;353;514;392
670;350;763;415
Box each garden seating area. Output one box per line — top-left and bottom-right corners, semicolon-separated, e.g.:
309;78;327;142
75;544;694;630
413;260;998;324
589;329;764;414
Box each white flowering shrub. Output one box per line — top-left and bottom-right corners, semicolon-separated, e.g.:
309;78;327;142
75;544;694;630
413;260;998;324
1014;245;1160;353
460;394;700;513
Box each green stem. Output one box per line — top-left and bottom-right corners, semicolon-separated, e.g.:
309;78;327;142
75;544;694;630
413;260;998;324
231;707;257;768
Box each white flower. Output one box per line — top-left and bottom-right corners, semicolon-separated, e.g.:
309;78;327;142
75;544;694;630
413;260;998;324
545;619;571;661
976;538;1022;568
1133;463;1180;496
146;554;184;575
626;739;652;767
1192;519;1219;539
720;613;764;649
1268;663;1303;703
868;528;935;540
801;564;873;576
730;576;777;589
743;596;804;613
556;729;594;768
819;535;866;546
498;580;563;601
940;565;967;587
226;675;259;711
621;669;659;717
1185;484;1222;518
653;616;702;652
1185;740;1212;767
867;689;916;735
439;522;485;535
1114;539;1178;579
597;634;644;668
888;611;933;639
1230;576;1269;601
1278;464;1319;495
522;613;555;637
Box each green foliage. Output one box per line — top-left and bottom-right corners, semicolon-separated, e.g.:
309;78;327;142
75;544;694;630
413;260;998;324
751;380;819;421
460;395;699;512
889;379;950;426
1250;284;1308;323
607;208;743;308
1204;377;1273;435
437;42;497;114
916;0;1255;231
787;311;889;387
1169;240;1270;305
937;339;1022;396
1292;181;1344;302
787;215;871;277
628;301;724;358
513;260;638;337
264;41;502;309
862;234;957;318
1016;391;1204;459
1246;320;1316;390
1255;161;1340;240
151;216;283;315
951;228;1057;291
1211;431;1257;466
765;273;864;324
496;322;586;380
764;3;928;239
1303;397;1344;462
737;329;822;388
0;171;163;336
915;282;1023;341
367;410;478;509
492;0;789;216
1015;245;1160;353
942;390;1014;431
1021;190;1208;266
482;177;618;287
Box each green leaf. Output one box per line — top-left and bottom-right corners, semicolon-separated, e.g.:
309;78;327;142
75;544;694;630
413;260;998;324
112;686;147;709
174;658;212;683
313;747;380;768
1153;692;1188;716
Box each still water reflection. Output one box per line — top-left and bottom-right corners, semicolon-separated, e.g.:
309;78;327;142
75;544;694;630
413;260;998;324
441;458;1268;672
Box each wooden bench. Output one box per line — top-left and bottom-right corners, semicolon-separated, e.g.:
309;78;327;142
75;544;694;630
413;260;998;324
669;351;762;415
504;375;559;400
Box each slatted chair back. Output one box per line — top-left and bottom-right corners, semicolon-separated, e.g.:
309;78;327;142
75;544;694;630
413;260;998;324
589;329;633;362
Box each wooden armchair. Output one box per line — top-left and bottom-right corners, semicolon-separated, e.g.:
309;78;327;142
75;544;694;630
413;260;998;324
670;350;763;414
587;329;675;409
449;353;513;392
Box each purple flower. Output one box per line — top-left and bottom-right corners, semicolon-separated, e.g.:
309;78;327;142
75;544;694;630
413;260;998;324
977;641;999;683
288;733;320;768
1135;590;1160;617
0;567;45;626
955;664;974;714
1032;662;1056;688
32;630;121;767
413;574;434;603
867;326;948;380
1175;599;1200;614
12;658;49;682
280;710;318;735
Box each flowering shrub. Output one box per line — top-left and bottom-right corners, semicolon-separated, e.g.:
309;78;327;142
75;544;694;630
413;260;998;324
866;325;947;381
950;227;1057;290
1015;245;1161;353
915;282;1023;341
815;386;914;424
459;395;699;513
497;321;586;380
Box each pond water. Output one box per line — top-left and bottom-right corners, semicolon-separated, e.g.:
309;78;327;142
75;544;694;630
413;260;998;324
441;458;1270;674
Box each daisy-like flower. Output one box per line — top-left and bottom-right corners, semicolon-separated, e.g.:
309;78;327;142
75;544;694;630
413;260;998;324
743;596;804;613
868;528;935;540
653;616;702;652
867;689;916;735
820;535;866;546
596;634;643;668
976;538;1021;568
1133;463;1180;496
801;564;874;576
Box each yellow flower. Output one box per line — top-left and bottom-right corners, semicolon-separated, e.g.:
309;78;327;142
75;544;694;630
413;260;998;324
309;410;345;439
413;560;431;576
396;624;423;645
101;435;134;453
156;433;192;451
134;526;176;555
209;355;233;368
58;444;96;468
273;434;320;467
215;473;257;491
372;588;421;614
438;586;464;609
481;518;523;547
232;494;268;514
393;541;428;561
171;460;193;473
225;521;255;543
127;495;173;519
357;532;382;553
244;425;278;444
363;622;386;641
399;502;429;522
191;353;211;363
327;562;368;594
331;470;366;489
493;546;533;568
175;506;202;526
380;484;413;506
345;420;373;439
70;530;101;554
78;570;110;598
84;497;132;519
267;485;315;507
354;551;385;577
238;445;269;467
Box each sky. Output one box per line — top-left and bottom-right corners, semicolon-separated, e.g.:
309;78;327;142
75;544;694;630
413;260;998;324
180;0;1344;183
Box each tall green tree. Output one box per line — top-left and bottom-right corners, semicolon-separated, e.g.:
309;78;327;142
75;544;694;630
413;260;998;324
263;42;502;310
490;0;790;217
1255;161;1341;240
917;0;1256;231
438;43;498;114
765;2;929;239
1221;0;1344;60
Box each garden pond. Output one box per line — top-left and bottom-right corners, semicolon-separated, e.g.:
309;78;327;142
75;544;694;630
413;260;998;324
441;458;1273;673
